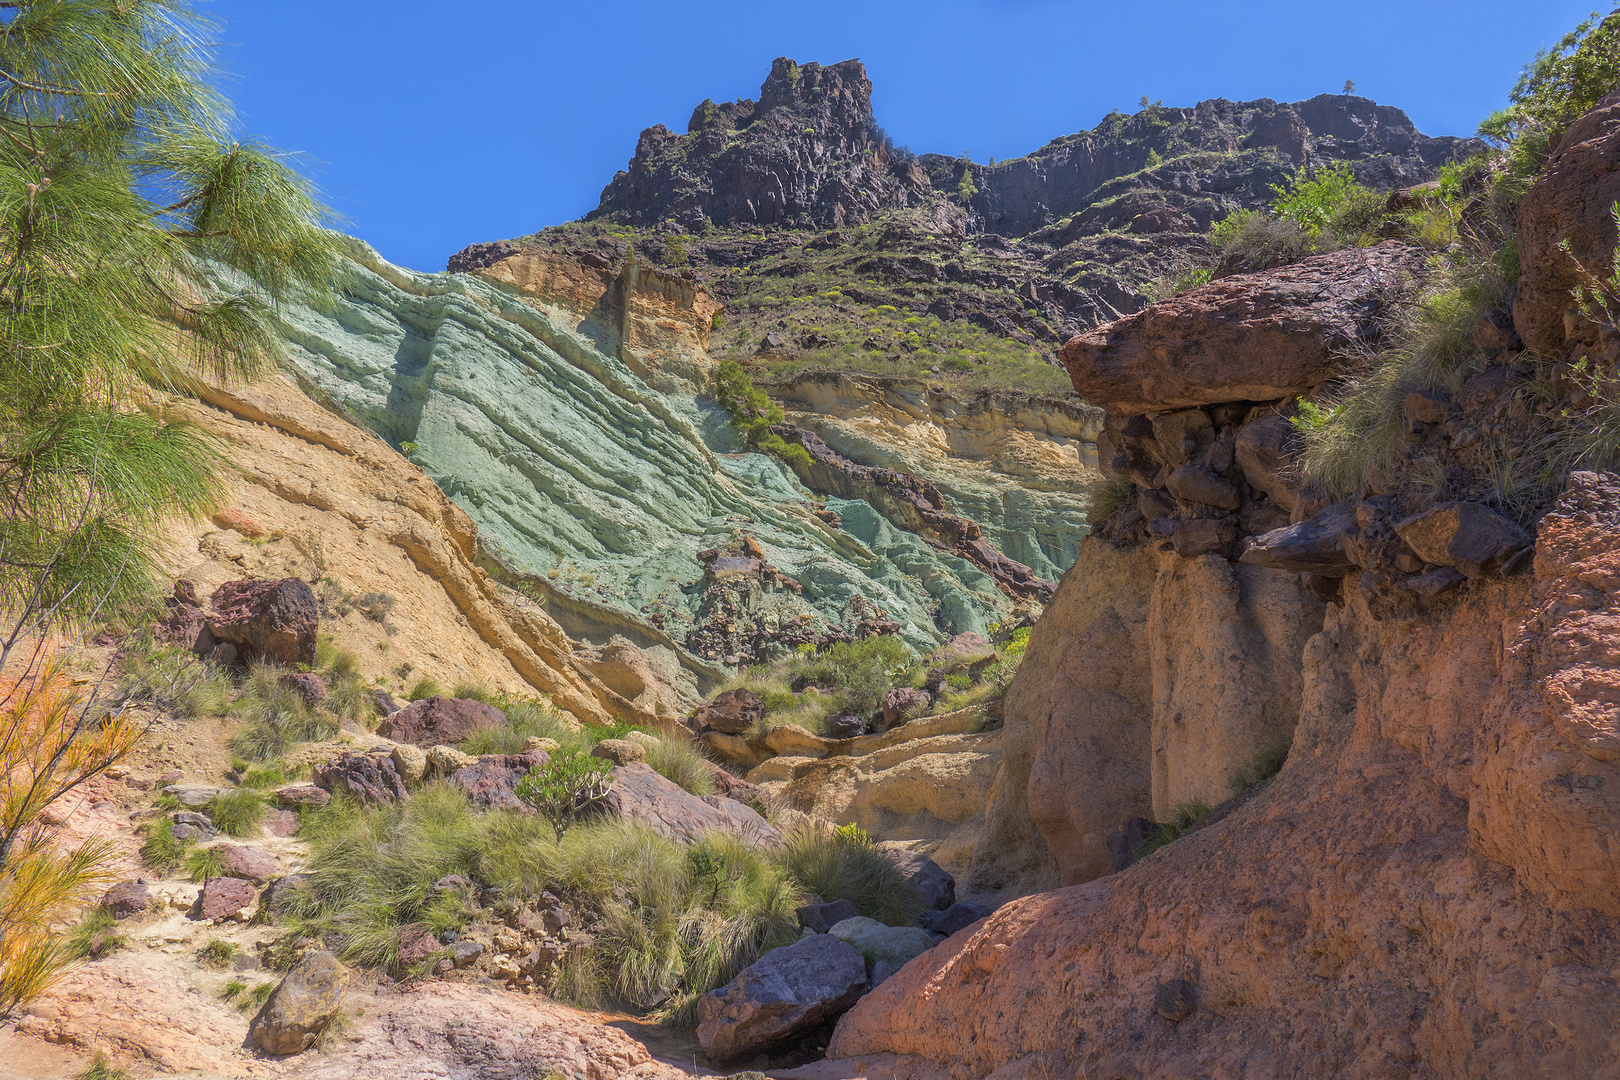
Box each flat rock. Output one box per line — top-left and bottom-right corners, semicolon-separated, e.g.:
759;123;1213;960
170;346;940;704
249;950;347;1056
589;738;646;766
696;933;869;1061
215;844;279;884
596;763;782;848
377;696;506;747
197;876;258;921
1240;497;1359;575
274;784;330;808
1061;242;1426;413
162;784;220;809
828;916;941;968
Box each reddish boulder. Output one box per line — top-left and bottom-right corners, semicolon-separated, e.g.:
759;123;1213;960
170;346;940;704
880;687;931;729
597;763;782;849
1514;89;1620;358
447;751;547;811
198;876;259;920
1393;501;1532;579
312;753;406;805
206;578;319;666
377;696;506;747
690;688;764;735
278;672;327;707
1060;242;1425;414
216;844;279;884
101;881;151;920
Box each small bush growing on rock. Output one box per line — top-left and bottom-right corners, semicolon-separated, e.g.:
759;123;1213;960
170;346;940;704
352;592;396;623
779;828;922;927
73;1052;130;1080
197;939;240;968
517;752;615;845
208;788;268;838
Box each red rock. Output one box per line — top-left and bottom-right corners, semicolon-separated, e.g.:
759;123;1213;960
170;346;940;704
376;696;506;747
206;578;319;666
597;763;782;848
267;810;300;837
198;876;258;920
690;688;764;735
1060;242;1426;414
277;672;326;707
1514;89;1620;358
447;751;546;811
215;844;279;883
101;881;151;920
880;687;931;729
312;753;406;805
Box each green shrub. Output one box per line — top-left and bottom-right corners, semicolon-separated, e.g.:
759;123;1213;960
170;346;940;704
1211;210;1315;274
778;828;922;927
239;761;287;789
516;751;614;844
68;908;126;960
207;788;268;838
452;680;494;702
1268;161;1372;239
460;694;571;756
235;981;275;1013
232;663;339;761
785;635;917;718
219;978;247;1001
1479;11;1620;200
352;592;395;623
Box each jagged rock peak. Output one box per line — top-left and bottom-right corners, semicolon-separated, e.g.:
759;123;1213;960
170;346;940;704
590;57;932;231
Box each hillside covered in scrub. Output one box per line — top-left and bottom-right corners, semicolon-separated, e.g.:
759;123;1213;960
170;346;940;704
6;4;1620;1080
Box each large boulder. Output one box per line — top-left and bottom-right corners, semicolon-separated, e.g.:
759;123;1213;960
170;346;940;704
880;687;931;730
249;950;347;1056
1514;89;1620;358
100;881;151;920
695;933;868;1061
596;763;782;848
690;688;764;735
1060;242;1425;414
828;916;940;968
197;876;258;921
1240;498;1359;575
377;696;506;747
312;753;406;805
206;578;318;666
215;844;279;884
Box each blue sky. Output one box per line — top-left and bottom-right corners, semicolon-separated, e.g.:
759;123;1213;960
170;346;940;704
208;0;1604;271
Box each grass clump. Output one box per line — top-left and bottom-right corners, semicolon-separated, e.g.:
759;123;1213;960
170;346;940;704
139;817;192;872
778;828;922;927
232;662;339;761
1138;799;1214;857
406;676;443;702
74;1053;131;1080
67;908;127;961
197;938;240;968
207;788;268;838
315;637;376;726
117;637;232;719
642;735;715;798
185;847;227;884
459;694;569;756
235;980;275;1014
1229;736;1293;796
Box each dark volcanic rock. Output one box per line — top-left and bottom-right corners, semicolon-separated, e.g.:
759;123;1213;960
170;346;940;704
920;901;994;937
101;881;151;920
377;696;506;747
312;754;406;805
798;898;858;934
1394;502;1532;579
448;751;547;811
206;578;319;666
1061;243;1426;415
696;933;869;1061
691;688;765;735
1240;498;1359;576
879;848;955;911
880;687;932;730
198;876;258;921
278;672;326;707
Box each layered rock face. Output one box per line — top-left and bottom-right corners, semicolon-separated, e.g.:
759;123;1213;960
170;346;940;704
270;239;1033;670
592;58;927;230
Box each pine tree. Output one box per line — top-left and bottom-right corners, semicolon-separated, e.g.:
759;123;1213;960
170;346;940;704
0;0;343;662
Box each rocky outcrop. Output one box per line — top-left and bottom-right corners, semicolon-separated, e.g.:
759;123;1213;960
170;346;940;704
595;763;782;848
592;58;924;232
696;933;870;1061
1061;242;1425;414
377;696;505;747
1514;88;1620;358
821;473;1620;1079
312;753;406;805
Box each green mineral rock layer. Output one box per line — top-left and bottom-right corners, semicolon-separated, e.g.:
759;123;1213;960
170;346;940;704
272;242;1033;661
